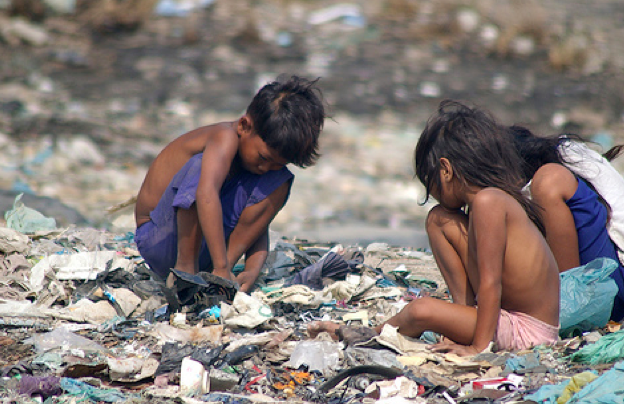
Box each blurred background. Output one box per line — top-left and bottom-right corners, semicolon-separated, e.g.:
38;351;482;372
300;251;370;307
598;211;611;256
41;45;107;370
1;0;623;248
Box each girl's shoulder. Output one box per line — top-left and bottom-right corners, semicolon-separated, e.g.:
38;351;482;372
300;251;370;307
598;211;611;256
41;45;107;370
533;162;573;177
471;187;514;208
531;163;578;200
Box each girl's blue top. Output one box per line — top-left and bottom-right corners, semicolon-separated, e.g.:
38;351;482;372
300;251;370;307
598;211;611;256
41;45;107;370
567;177;624;320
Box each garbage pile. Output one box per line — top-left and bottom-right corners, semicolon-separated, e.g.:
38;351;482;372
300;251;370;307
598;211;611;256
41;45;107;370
1;202;624;403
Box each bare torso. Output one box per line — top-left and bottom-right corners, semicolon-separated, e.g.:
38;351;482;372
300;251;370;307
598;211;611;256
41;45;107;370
465;188;560;327
134;122;237;227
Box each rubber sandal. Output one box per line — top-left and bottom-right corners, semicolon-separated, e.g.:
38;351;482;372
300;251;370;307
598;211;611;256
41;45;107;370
168;270;204;305
160;269;202;313
198;272;239;302
169;269;239;304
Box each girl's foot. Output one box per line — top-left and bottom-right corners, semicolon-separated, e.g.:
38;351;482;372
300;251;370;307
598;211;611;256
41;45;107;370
307;321;341;339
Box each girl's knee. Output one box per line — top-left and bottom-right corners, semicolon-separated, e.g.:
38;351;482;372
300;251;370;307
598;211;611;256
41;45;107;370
404;297;437;322
425;205;444;234
425;206;468;246
426;205;465;229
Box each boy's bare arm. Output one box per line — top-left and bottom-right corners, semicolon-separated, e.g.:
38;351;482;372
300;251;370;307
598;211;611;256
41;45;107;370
236;231;269;293
195;128;238;279
226;181;291;290
469;190;508;352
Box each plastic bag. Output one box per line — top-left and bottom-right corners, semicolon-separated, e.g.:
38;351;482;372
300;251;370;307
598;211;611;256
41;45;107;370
25;327;106;353
288;341;342;372
524;371;599;404
559;258;619;337
60;378;129;402
568;329;624;365
4;193;56;234
566;361;624;404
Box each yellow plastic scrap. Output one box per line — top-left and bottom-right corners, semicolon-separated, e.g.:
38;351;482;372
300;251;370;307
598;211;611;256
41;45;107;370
556;371;599;404
606;320;621;333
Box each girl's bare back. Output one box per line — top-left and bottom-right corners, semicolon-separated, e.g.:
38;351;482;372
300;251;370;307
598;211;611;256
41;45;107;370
468;187;560;327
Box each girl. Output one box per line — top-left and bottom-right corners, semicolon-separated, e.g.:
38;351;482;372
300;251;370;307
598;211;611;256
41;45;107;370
310;101;561;355
511;127;624;320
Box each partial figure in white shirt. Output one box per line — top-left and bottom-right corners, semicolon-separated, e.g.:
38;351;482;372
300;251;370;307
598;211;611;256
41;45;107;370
511;126;624;320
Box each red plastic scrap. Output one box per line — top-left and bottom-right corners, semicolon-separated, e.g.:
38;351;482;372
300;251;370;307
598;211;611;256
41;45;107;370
244;373;266;393
252;365;263;374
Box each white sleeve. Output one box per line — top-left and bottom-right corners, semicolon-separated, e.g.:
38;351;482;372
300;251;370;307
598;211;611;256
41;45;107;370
560;140;624;262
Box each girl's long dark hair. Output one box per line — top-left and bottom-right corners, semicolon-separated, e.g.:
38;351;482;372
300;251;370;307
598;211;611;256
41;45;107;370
510;125;623;181
510;124;623;222
414;100;545;234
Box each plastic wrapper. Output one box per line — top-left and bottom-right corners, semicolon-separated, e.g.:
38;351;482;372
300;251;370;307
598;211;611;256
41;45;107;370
559;258;619;336
288;340;342;373
569;329;624;365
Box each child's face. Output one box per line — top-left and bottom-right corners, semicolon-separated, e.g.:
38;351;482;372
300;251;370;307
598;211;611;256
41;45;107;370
238;131;287;175
432;160;464;210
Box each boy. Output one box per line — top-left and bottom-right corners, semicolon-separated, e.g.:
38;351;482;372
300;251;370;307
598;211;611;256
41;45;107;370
135;76;325;297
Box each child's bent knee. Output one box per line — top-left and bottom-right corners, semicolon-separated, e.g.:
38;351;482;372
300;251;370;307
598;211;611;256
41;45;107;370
425;205;466;232
405;297;436;321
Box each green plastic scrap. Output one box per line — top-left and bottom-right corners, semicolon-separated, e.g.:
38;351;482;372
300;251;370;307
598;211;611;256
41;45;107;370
60;378;130;402
568;329;624;365
4;193;56;234
406;277;438;289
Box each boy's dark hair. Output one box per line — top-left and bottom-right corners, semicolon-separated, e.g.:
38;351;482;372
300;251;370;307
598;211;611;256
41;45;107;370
246;76;325;168
414;100;545;234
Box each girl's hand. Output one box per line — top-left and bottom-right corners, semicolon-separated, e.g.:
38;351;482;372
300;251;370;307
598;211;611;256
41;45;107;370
430;340;481;357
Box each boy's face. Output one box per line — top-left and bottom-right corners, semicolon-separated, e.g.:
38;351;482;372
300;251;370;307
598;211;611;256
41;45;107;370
239;130;288;175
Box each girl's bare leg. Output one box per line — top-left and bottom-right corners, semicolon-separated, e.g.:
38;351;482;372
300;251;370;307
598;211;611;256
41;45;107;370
307;321;341;339
307;205;477;344
426;205;474;305
308;300;478;346
379;297;478;345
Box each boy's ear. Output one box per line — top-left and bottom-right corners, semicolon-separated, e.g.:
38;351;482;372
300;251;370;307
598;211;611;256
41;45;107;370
237;115;254;136
439;158;454;182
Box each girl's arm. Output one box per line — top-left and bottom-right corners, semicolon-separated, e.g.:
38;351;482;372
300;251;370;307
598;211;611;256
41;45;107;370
530;163;579;271
469;189;508;352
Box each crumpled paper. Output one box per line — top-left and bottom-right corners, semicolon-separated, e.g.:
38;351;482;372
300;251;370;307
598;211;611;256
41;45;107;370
221;292;273;329
0;227;30;254
29;251;133;292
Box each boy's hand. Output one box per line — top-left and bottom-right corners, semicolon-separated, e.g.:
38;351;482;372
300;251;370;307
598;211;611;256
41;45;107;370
212;267;235;282
236;268;261;293
430;340;481;357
